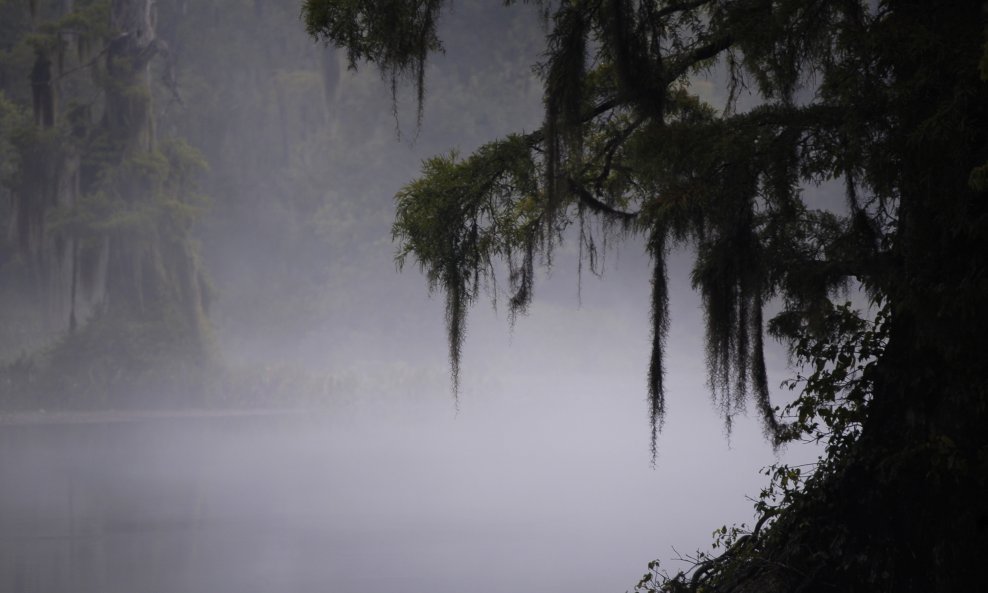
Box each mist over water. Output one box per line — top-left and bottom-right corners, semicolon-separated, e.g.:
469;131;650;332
0;248;813;593
0;394;788;593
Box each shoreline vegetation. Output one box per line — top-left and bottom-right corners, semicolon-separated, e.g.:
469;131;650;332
0;408;308;426
0;360;449;413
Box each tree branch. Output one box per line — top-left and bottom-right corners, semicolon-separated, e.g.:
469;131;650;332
567;178;639;221
655;0;717;20
666;34;736;81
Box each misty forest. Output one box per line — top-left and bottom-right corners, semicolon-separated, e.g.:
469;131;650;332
1;0;986;592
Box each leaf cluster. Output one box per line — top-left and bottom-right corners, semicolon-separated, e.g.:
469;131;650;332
304;0;445;123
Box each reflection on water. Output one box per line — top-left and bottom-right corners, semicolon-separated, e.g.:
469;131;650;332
0;387;780;593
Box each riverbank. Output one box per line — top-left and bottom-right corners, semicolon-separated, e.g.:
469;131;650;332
0;408;308;426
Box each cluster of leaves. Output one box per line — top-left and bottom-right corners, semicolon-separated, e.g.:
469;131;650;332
303;0;445;123
393;135;543;392
774;302;887;451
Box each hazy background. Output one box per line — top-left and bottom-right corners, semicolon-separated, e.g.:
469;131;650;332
0;1;823;591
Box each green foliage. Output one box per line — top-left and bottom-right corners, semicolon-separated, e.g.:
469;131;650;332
0;0;216;404
0;302;209;409
307;0;890;446
307;1;988;591
624;302;889;593
774;302;887;450
38;0;111;40
394;136;542;391
303;0;444;121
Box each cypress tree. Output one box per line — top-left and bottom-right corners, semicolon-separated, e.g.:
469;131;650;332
305;1;988;590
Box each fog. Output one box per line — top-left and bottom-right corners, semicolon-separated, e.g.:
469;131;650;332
0;392;804;593
1;249;816;592
0;1;823;592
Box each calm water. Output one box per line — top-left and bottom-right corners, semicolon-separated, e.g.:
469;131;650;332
0;382;785;593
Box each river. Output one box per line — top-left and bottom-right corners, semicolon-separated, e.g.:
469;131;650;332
0;369;796;593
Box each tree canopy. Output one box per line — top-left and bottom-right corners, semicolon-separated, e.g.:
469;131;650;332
305;1;988;591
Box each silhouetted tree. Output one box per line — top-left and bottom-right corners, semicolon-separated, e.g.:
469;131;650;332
304;1;988;591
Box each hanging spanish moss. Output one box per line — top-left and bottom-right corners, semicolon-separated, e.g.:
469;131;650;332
691;167;776;438
338;0;852;445
600;0;664;120
303;0;446;127
646;228;669;460
507;231;537;321
543;3;587;218
443;258;466;401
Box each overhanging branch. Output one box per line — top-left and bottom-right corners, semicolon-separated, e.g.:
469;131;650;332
567;178;639;221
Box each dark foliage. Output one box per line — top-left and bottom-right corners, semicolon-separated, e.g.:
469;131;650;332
305;0;988;591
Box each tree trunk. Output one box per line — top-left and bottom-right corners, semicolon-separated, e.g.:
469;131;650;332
841;3;988;587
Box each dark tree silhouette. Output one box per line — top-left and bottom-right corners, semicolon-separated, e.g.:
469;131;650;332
304;1;988;591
